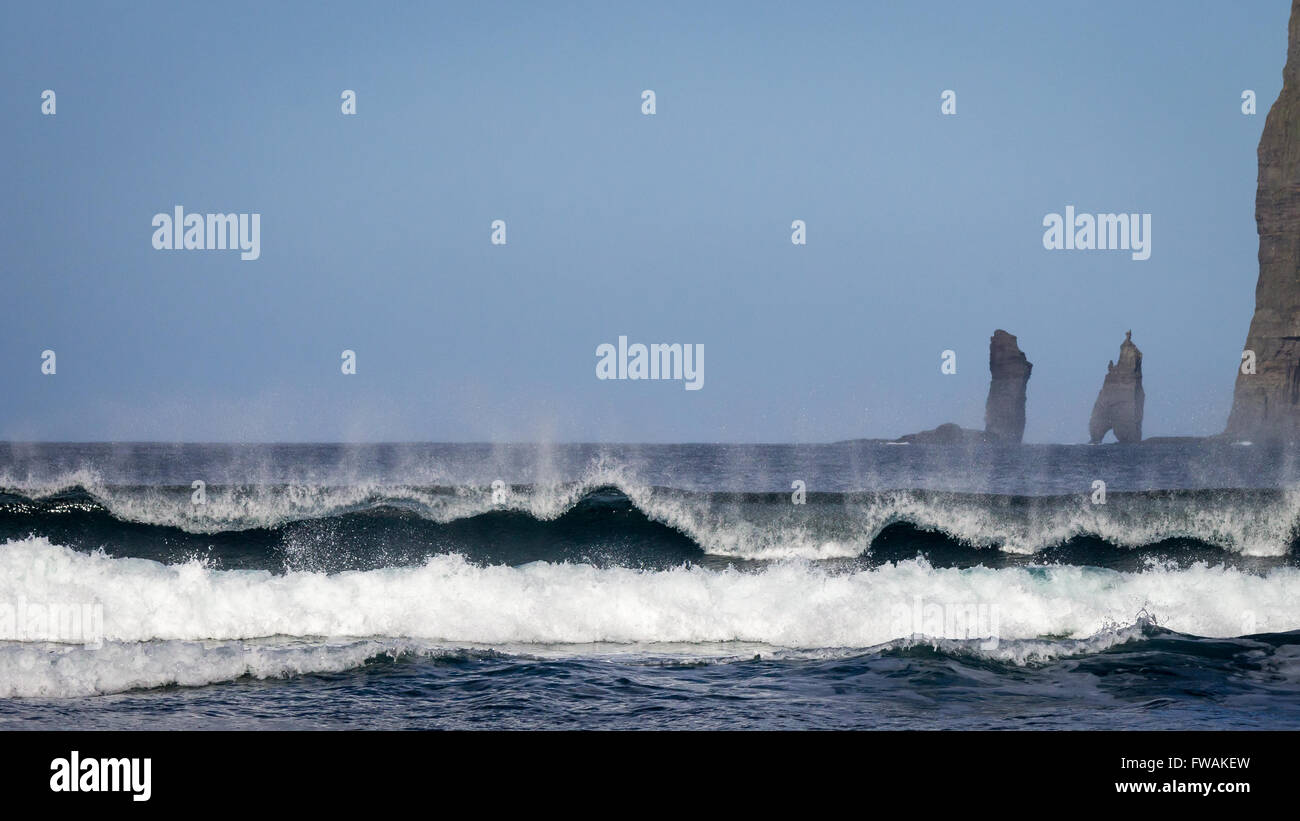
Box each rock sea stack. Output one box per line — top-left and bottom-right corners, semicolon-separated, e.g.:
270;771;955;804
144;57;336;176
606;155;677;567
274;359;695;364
1089;331;1144;444
984;329;1032;443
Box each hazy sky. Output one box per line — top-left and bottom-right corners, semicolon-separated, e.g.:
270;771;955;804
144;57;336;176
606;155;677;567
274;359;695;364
0;1;1291;443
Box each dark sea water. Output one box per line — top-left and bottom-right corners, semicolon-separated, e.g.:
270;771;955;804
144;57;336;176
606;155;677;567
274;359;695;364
1;441;1299;729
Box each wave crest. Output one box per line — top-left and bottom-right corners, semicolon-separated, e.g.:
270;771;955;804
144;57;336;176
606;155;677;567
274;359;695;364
5;465;1300;559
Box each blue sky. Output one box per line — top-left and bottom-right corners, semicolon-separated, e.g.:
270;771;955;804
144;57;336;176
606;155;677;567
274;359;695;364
0;1;1290;442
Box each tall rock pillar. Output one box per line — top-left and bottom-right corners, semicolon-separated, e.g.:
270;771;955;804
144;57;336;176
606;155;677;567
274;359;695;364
1225;0;1300;440
984;330;1032;442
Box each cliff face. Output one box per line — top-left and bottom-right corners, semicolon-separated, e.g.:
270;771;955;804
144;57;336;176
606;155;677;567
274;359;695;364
984;330;1032;442
1225;0;1300;441
1089;331;1144;443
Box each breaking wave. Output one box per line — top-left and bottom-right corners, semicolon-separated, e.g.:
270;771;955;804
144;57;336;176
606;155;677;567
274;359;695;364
2;469;1300;562
2;535;1299;696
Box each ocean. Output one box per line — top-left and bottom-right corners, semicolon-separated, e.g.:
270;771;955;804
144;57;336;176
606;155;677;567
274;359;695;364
2;441;1299;730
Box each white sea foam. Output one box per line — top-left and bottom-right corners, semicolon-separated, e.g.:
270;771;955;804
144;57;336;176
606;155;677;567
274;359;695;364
2;536;1298;696
0;638;422;699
